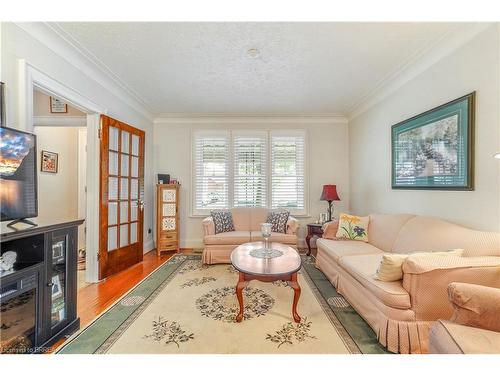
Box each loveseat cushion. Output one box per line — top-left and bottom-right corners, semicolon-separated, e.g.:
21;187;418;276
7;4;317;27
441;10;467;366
204;231;251;245
339;254;411;309
316;238;382;262
430;320;500;354
250;231;296;245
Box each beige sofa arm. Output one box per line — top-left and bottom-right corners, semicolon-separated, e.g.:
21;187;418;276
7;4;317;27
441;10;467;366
448;282;500;333
286;216;299;235
202;216;215;236
401;256;500;321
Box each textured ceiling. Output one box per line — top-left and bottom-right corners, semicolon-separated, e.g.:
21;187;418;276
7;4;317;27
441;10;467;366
53;22;461;116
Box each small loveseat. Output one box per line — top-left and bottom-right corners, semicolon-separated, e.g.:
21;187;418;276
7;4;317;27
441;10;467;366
202;208;299;264
316;213;500;354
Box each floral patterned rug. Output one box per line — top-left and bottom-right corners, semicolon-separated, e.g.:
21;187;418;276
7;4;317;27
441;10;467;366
57;254;386;354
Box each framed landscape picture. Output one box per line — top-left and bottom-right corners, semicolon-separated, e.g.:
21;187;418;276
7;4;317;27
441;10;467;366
41;150;58;173
391;92;475;190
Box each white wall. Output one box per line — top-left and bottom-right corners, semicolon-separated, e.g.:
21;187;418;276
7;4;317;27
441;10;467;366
349;25;500;231
1;22;155;252
34;90;86;116
154;117;350;249
34;126;80;222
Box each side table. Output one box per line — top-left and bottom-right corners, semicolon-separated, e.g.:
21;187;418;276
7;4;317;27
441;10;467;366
306;223;324;256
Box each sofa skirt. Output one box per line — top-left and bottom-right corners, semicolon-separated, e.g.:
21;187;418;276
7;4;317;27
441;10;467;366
202;245;238;264
315;249;431;354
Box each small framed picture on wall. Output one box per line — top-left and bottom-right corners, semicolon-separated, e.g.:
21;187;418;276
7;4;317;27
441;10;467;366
50;96;68;113
41;150;58;173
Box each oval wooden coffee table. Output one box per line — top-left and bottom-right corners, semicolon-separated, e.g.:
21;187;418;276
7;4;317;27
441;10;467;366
230;241;302;323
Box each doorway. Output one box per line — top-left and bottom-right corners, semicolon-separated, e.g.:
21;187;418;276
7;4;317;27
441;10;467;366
32;89;89;290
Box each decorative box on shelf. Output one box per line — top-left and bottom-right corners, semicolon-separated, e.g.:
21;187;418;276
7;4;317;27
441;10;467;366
156;184;180;256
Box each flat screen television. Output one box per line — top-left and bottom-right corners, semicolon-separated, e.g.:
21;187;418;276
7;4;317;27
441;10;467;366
0;126;38;223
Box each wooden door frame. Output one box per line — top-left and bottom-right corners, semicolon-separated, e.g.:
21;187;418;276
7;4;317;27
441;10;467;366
20;60;107;283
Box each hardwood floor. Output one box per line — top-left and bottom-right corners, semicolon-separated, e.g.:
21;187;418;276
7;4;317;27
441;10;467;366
51;249;190;352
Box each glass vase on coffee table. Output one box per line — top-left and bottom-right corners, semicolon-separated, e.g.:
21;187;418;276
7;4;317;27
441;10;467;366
248;223;283;259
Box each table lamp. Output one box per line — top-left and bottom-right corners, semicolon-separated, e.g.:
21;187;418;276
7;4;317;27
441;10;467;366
320;184;340;222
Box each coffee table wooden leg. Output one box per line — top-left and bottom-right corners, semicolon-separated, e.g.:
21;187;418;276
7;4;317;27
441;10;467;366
288;273;301;323
236;273;246;323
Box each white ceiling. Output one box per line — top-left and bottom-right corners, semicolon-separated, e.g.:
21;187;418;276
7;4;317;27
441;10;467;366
52;22;463;116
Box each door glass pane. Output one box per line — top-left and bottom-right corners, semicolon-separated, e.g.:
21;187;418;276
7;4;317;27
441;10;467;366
131;200;138;221
108;202;118;225
108;226;117;251
121;154;129;176
120;178;129;199
130;222;138;244
121;131;130;154
120;201;129;223
120;224;129;246
109;151;118;175
131;179;138;199
109;126;119;151
131;134;139;156
108;177;118;200
131;156;138;177
51;239;66;327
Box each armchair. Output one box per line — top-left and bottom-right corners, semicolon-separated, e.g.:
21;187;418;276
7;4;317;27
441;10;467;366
429;282;500;353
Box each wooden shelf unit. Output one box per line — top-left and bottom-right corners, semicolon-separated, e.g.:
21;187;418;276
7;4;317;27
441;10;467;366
156;184;180;256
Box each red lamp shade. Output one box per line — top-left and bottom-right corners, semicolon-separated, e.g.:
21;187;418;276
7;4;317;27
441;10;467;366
320;184;340;201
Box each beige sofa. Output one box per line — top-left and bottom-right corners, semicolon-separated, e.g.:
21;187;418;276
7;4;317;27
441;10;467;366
202;208;299;264
316;213;500;354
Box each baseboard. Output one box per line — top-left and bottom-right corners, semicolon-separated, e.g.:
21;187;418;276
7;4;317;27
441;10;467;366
143;239;155;254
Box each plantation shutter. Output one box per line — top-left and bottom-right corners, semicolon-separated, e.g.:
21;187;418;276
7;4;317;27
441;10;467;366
270;130;306;214
193;131;229;214
233;131;267;207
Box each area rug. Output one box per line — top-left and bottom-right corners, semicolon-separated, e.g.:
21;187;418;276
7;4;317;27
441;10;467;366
58;254;386;354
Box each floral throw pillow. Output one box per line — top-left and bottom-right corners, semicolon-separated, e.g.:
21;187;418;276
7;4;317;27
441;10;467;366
210;210;235;234
335;213;369;242
266;210;290;233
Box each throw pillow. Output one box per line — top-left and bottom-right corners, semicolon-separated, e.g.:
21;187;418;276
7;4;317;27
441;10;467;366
335;213;370;242
210;210;235;234
375;253;409;281
374;248;464;282
322;220;339;239
266;210;290;233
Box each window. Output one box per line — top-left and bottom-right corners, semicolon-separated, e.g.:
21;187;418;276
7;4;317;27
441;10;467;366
271;131;306;213
233;131;267;208
193;131;229;212
192;129;307;216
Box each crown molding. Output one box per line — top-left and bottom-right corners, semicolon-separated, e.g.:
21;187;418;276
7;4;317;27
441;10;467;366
348;22;494;121
14;22;154;122
154;113;348;125
33;115;87;127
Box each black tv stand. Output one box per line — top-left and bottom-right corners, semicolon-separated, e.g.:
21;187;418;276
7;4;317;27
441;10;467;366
6;218;38;228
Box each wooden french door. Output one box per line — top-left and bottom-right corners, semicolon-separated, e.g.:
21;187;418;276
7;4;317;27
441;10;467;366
99;115;145;279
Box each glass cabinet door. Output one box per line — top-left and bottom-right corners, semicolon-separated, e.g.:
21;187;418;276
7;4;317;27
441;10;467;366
49;236;68;329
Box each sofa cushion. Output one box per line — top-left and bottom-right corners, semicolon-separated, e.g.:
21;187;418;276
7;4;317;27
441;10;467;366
339;254;411;309
392;216;500;256
249;208;269;231
250;231;296;245
432;320;500;354
231;208;252;231
204;231;251;245
316;238;382;263
368;213;415;252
